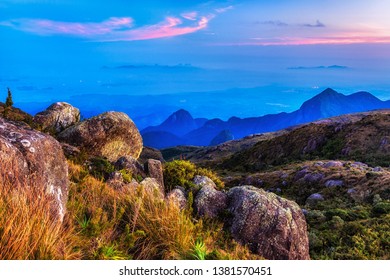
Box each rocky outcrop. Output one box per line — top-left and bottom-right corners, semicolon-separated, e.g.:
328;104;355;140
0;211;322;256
114;156;146;178
193;176;227;218
227;186;310;260
0;117;69;221
144;159;164;191
58;111;143;162
33;102;80;133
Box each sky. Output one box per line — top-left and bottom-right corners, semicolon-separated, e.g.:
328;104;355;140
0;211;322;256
1;0;390;122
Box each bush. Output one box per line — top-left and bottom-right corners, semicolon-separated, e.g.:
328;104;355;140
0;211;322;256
372;202;390;216
163;160;224;193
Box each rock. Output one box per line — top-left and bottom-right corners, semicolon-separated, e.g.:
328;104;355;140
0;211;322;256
194;176;227;218
33;102;80;133
144;159;164;192
325;180;344;188
227;186;310;260
58;111;143;162
114;156;146;178
140;177;164;198
303;172;324;183
306;193;324;206
294;168;309;180
167;188;187;210
138;146;165;164
0;117;69;221
106;171;125;190
61;143;81;158
350;162;369;170
372;167;382;172
324;161;344;168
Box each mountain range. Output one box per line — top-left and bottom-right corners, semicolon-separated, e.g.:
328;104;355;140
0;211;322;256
141;88;390;148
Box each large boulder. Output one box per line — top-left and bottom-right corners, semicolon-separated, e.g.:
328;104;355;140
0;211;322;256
33;102;80;133
0;117;69;221
194;176;227;218
227;186;310;260
57;111;143;162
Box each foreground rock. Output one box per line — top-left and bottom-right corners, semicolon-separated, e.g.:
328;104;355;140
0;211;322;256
227;186;310;260
33;102;80;133
58;111;143;161
144;159;164;191
0;117;69;221
194;176;227;218
114;156;146;178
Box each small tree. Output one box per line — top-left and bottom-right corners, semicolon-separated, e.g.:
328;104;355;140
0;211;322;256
5;88;13;108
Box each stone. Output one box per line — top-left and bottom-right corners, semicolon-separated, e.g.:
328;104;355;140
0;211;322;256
138;146;165;164
324;180;344;188
114;156;146;178
140;177;164;198
167;188;187;210
303;172;324;183
58;111;143;162
144;159;164;192
193;176;227;218
0;117;69;221
306;193;324;206
227;186;310;260
323;161;344;168
33;102;80;133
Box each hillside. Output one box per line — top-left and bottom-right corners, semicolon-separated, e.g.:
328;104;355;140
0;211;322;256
142;88;390;148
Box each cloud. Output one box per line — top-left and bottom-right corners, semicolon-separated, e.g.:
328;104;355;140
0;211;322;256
303;20;325;28
0;13;214;41
228;35;390;46
1;17;134;37
181;12;198;21
259;20;289;27
215;5;234;13
288;65;348;70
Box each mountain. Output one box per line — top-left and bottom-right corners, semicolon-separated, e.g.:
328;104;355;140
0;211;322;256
142;88;390;149
141;109;204;137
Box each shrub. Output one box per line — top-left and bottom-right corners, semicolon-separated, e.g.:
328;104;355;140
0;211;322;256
372;202;390;216
163;160;224;193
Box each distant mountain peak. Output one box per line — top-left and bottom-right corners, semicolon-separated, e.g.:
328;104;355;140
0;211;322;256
165;109;193;123
320;88;338;96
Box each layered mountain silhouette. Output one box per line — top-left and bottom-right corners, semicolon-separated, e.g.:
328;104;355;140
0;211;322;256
141;88;390;148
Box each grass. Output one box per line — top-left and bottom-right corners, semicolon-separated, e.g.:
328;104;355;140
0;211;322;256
0;159;79;260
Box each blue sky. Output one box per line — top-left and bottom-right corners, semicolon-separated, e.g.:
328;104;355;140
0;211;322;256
1;0;390;120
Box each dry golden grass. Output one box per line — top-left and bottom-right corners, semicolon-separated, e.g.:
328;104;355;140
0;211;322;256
126;186;197;259
0;158;79;260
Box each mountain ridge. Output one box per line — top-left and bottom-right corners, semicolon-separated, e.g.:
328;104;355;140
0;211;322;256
142;88;390;148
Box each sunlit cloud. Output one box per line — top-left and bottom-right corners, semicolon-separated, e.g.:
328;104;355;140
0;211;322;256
181;12;198;21
0;13;214;41
215;5;234;13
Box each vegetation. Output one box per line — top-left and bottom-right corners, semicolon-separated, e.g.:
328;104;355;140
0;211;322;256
0;157;256;260
163;160;225;192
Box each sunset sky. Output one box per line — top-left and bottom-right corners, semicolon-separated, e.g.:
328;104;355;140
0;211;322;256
1;0;390;119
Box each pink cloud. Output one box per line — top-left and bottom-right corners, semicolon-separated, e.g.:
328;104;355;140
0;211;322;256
221;35;390;46
1;13;213;41
181;12;198;21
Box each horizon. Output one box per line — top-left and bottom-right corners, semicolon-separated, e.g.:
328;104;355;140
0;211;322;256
1;0;390;124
